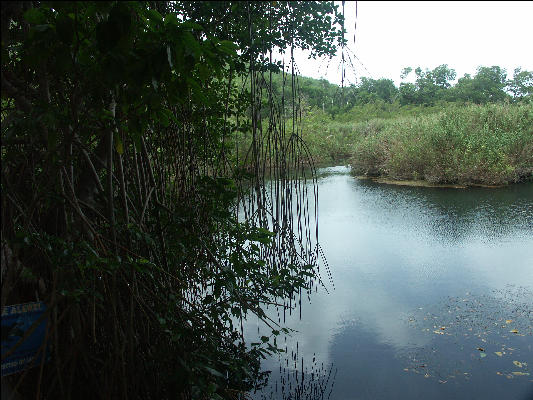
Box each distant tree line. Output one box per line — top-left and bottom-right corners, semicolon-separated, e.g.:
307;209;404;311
270;64;533;117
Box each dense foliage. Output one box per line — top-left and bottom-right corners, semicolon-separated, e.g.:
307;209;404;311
282;64;532;118
297;101;533;185
1;1;344;399
348;103;533;185
258;65;532;186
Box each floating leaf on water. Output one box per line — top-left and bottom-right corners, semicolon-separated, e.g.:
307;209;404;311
480;353;487;358
494;352;503;357
512;372;530;376
505;320;513;324
477;347;484;352
433;330;444;335
509;329;519;333
513;361;523;368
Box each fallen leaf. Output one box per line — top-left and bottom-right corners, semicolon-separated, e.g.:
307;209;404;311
480;353;487;358
505;320;513;324
433;330;444;335
512;372;530;376
494;352;503;357
477;347;484;352
513;361;523;368
510;329;519;334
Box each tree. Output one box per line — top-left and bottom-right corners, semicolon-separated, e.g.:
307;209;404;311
473;65;509;103
507;67;533;100
1;2;344;398
430;64;456;89
400;67;412;80
398;64;456;105
398;82;418;105
452;66;509;104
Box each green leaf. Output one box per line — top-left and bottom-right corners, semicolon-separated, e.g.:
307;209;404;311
146;9;163;24
157;108;173;127
203;366;225;378
180;21;203;31
24;8;46;25
218;40;238;56
164;13;179;26
181;31;201;59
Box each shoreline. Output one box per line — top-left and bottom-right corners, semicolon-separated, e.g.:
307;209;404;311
354;175;509;189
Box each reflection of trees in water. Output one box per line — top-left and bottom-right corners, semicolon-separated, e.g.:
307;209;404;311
255;346;336;400
402;285;533;382
357;180;533;242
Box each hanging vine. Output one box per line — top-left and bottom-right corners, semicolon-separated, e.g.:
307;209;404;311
1;2;345;399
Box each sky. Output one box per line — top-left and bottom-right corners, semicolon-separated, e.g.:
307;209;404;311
289;1;533;87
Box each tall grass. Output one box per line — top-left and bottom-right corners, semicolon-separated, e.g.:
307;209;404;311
299;102;444;166
300;103;533;185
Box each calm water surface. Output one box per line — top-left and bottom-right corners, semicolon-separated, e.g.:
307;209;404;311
247;166;533;400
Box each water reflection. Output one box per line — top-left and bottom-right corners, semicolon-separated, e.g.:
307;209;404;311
247;167;533;399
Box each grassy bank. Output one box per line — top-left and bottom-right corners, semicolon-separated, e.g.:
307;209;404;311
300;103;533;185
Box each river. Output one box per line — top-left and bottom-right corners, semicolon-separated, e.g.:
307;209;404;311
246;165;533;400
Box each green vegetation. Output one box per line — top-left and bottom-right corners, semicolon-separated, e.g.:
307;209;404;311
1;2;344;399
280;62;533;185
274;63;533;119
230;58;532;186
1;1;531;398
241;63;532;186
349;103;533;185
299;102;532;185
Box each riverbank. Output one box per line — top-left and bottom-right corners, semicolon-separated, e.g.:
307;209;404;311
355;175;510;189
301;103;533;186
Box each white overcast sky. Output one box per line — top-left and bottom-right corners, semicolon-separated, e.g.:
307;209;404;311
289;1;533;86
